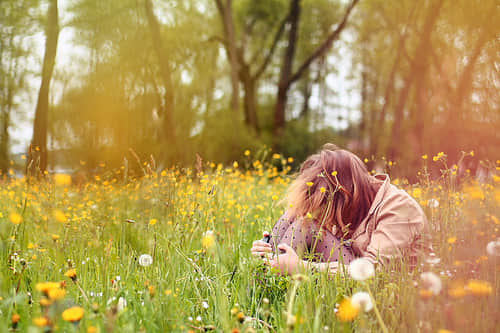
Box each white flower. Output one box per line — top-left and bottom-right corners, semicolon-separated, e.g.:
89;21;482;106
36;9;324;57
425;253;441;265
117;297;127;312
348;258;375;281
202;301;209;309
427;198;439;208
486;239;500;256
138;254;153;267
351;291;373;312
196;316;202;322
420;272;442;295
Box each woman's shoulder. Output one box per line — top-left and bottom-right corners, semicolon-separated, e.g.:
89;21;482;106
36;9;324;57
376;180;427;223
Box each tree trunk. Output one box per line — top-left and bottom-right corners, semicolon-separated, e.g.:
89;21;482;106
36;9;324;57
214;0;240;112
144;0;177;157
30;0;59;174
240;65;260;134
388;0;443;161
272;0;359;145
273;0;301;143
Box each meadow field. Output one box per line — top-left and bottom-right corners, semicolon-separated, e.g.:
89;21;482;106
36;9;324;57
1;151;499;332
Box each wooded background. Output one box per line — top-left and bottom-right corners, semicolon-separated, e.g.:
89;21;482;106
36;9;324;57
1;0;499;176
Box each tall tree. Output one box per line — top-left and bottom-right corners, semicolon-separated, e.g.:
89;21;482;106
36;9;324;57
144;0;178;158
387;0;444;161
272;0;359;143
213;0;289;134
30;0;59;173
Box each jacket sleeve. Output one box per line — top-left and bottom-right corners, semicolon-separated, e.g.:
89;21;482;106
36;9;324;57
363;192;428;265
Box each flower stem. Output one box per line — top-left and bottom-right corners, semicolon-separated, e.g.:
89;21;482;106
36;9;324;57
366;284;389;333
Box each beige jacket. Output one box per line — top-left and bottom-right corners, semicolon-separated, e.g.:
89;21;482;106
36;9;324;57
350;174;429;265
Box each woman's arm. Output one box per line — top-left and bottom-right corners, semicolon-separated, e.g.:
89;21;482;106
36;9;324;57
267;244;345;275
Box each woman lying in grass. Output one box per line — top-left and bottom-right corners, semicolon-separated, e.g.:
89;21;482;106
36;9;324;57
251;143;429;275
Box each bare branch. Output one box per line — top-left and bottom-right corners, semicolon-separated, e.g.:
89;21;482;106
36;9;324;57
252;13;290;80
287;0;359;86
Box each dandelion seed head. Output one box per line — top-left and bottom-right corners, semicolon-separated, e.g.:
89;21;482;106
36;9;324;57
486;239;500;256
348;258;375;281
351;291;373;312
138;254;153;267
420;272;442;295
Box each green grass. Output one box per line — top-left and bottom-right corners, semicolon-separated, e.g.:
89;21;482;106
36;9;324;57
0;157;499;332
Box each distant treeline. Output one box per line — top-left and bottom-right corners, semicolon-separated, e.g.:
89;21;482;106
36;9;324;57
1;0;498;177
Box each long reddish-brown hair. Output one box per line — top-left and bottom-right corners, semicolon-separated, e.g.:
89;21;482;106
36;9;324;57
285;144;379;238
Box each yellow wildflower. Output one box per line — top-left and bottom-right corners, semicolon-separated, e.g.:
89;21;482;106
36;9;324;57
447;237;457;244
9;212;22;225
320;187;326;193
48;287;66;301
149;218;157;225
54;174;72;186
33;317;49;327
466;280;492;296
87;326;98;333
336;297;360;322
421;154;428;160
64;268;77;281
202;231;215;250
62;306;84;322
306;182;314;187
244;150;250;156
54;209;68;223
12;313;20;324
36;282;61;294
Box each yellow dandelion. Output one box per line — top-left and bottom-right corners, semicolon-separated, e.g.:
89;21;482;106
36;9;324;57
165;289;172;296
12;313;20;324
149;218;157;225
331;171;338;176
421;154;428;160
36;282;61;294
54;209;68;223
40;298;52;307
9;212;23;225
62;306;84;322
202;231;215;249
320;187;326;193
244;150;251;156
466;279;492;296
336;298;360;322
306;212;313;219
448;284;467;299
52;234;60;241
233;161;238;168
306;181;314;187
54;173;72;186
272;195;279;201
447;237;457;244
64;268;77;281
87;326;98;333
48;287;66;301
33;317;49;327
419;289;434;300
287;157;294;163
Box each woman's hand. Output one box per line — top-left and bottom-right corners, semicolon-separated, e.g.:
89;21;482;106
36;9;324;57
250;231;273;257
268;244;303;275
